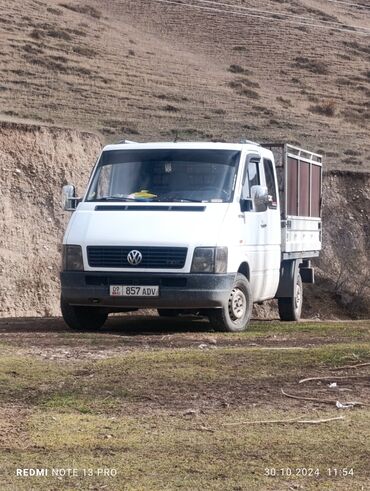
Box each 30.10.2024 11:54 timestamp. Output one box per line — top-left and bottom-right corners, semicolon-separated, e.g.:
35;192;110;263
264;467;355;478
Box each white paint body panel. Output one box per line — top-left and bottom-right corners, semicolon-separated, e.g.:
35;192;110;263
282;217;321;253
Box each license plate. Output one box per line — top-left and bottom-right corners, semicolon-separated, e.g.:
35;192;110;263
110;285;159;297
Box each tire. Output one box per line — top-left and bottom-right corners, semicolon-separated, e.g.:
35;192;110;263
208;273;253;332
278;274;303;321
157;309;180;317
61;297;108;331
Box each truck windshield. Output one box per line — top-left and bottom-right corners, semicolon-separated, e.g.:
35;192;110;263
86;149;240;203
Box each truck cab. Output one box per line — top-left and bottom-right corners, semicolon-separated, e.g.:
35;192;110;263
61;141;322;332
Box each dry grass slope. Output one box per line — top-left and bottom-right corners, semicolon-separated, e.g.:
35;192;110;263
0;0;369;170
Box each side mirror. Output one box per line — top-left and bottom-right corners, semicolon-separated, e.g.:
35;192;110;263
251;185;269;212
240;198;253;212
62;184;81;211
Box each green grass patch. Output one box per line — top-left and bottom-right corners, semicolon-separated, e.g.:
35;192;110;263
0;356;69;402
92;342;370;381
233;319;370;340
42;394;93;414
1;407;368;490
0;343;369;409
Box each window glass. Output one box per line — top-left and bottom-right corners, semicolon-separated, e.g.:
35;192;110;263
96;164;113;197
87;149;240;203
242;159;260;198
248;161;260;188
263;159;277;207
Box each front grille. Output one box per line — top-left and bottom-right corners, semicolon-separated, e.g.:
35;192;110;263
87;246;187;269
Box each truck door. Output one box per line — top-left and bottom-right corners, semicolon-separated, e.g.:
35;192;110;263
240;154;265;300
241;154;280;301
260;157;281;298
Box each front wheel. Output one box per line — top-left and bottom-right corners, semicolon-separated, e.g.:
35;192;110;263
61;297;108;330
278;274;303;321
208;273;253;332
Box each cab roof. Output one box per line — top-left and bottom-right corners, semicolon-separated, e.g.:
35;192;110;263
103;141;258;152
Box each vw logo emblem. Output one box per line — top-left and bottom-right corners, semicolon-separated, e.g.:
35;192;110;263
127;250;143;266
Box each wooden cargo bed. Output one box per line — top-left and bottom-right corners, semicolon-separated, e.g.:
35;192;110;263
262;143;322;259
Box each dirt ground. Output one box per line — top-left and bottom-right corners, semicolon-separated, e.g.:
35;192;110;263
0;315;369;357
1;316;369;411
0;315;370;411
0;317;369;490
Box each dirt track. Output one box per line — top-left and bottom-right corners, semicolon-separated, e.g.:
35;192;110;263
0;317;369;416
1;316;369;360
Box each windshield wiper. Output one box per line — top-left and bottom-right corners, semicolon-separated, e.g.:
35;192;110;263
174;198;203;203
95;196;203;203
151;197;203;203
94;196;138;202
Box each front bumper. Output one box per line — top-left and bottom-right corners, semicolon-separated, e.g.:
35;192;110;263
60;271;236;309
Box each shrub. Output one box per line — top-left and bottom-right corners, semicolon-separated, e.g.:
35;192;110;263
163;105;179;112
59;3;101;19
293;57;328;75
72;46;96;57
47;7;63;16
309;100;336;117
228;64;251;75
276;96;292;107
46;29;72;41
30;29;43;40
229;78;259;89
229;78;260;98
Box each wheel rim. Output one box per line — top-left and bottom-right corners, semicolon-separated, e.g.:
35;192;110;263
295;282;302;310
228;287;246;322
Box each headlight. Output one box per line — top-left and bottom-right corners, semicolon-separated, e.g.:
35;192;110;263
191;247;228;273
62;245;84;271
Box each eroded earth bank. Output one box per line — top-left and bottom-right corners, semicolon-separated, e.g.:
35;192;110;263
0;121;369;319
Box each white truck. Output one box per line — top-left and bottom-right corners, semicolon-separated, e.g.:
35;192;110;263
61;141;322;332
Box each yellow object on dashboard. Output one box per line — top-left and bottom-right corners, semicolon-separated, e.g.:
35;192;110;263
129;190;157;199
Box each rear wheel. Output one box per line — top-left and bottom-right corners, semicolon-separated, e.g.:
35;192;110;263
61;297;108;330
278;274;303;321
208;273;253;332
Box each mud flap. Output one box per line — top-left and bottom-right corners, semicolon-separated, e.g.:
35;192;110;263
275;259;301;298
300;259;315;284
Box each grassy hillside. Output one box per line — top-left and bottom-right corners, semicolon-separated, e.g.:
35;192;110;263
0;0;369;170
